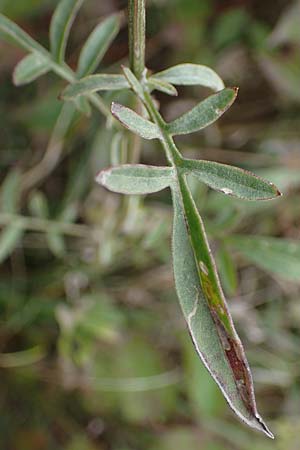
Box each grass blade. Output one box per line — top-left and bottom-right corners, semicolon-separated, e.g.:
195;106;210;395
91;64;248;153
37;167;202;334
50;0;85;63
96;164;173;195
77;13;120;77
228;235;300;282
182;158;281;200
167;88;238;136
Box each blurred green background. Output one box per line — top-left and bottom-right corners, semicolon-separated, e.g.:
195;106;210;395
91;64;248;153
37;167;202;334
1;0;300;449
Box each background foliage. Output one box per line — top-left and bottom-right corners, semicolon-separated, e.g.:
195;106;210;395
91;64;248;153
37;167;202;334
1;0;300;449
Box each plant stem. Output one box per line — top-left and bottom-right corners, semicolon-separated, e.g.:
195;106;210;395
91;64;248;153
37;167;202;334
128;0;146;79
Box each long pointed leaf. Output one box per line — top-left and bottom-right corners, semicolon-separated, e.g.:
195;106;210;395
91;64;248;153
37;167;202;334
182;158;281;200
171;176;273;438
50;0;85;63
0;222;24;263
154;63;225;91
61;74;129;100
13;53;51;86
77;13;120;77
167;88;238;136
111;103;161;140
96;164;173;195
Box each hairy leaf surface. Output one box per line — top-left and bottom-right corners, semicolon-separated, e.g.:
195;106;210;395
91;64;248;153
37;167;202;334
96;164;173;194
167;88;238;136
111;103;161;140
171;177;273;438
182;159;281;200
148;77;178;96
154;63;225;91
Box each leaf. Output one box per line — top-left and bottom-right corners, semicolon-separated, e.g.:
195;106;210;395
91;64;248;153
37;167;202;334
0;222;24;263
111;103;161;140
96;164;173;195
13;52;51;86
148;77;178;96
50;0;85;63
171;175;273;438
73;96;91;116
0;13;46;54
61;74;129;100
167;88;238;136
153;63;225;91
228;235;300;283
182;158;281;200
77;13;120;77
0;169;21;213
122;66;145;100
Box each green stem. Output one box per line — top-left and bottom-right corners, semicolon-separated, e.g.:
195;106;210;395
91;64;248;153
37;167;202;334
128;0;146;79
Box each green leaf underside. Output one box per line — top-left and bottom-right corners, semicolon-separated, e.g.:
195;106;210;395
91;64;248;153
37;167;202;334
167;88;238;136
228;235;300;282
0;223;24;263
62;74;129;99
77;14;120;77
171;176;273;438
148;77;178;96
182;159;281;200
13;53;51;86
50;0;84;63
111;103;161;140
96;164;173;195
154;63;225;91
0;13;47;54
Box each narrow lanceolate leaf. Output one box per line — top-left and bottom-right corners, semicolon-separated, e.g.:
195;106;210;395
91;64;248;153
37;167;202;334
148;77;178;96
171;176;273;438
50;0;85;63
77;13;120;77
228;235;300;283
122;66;145;101
111;103;161;140
13;53;51;86
182;158;281;200
167;88;238;136
0;13;47;54
154;63;225;91
0;223;24;263
96;164;173;195
61;74;129;100
0;169;21;213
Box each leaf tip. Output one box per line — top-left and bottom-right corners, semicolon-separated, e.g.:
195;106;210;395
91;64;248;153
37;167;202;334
95;168;109;187
255;414;275;439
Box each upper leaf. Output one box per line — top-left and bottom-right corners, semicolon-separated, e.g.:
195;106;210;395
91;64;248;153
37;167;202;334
111;103;161;140
182;158;281;200
0;13;46;54
50;0;85;63
167;88;238;136
153;63;225;91
77;13;120;77
96;164;174;195
61;74;129;99
13;53;51;86
171;177;273;438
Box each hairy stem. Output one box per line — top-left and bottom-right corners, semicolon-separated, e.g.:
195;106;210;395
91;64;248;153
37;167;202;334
128;0;146;79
